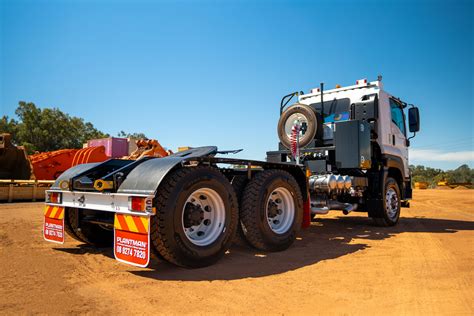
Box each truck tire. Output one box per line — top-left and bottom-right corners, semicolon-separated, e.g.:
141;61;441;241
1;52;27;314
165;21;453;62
240;170;303;251
151;167;238;268
278;103;323;149
231;175;250;246
64;208;114;247
372;177;401;227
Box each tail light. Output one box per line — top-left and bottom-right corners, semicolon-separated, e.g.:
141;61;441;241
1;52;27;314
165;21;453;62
46;192;62;204
129;197;153;213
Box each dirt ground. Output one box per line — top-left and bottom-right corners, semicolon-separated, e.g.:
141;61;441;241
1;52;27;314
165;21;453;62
0;189;473;315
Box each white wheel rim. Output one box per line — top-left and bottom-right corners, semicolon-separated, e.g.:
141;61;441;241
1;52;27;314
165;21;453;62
284;113;308;139
182;188;225;246
266;187;295;234
385;187;399;220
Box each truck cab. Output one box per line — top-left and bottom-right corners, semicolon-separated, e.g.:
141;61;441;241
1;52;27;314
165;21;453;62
268;77;420;226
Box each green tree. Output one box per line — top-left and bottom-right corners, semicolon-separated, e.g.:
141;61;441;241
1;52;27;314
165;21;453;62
410;164;473;187
117;130;148;139
3;101;108;153
0;116;19;143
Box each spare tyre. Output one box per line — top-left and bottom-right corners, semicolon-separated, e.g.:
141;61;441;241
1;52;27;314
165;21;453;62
277;103;322;149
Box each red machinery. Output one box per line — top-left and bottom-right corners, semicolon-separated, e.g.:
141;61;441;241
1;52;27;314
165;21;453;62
30;146;109;180
1;132;169;181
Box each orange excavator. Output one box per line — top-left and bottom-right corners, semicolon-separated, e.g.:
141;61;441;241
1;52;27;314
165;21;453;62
29;147;109;180
125;139;172;160
0;133;171;180
31;138;171;180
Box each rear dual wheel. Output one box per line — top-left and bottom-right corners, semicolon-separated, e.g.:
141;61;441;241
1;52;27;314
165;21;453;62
151;167;238;268
240;170;303;251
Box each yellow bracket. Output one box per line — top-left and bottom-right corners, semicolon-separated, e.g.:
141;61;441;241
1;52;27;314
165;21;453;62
94;179;114;191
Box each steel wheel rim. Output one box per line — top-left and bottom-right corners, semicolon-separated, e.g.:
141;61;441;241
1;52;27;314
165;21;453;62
385;187;399;220
182;188;225;246
266;187;295;234
284;113;308;139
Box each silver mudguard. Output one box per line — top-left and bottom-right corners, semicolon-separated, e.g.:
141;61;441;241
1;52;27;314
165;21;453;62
51;146;218;195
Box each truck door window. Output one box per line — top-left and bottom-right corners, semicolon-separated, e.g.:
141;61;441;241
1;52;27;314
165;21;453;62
389;99;406;135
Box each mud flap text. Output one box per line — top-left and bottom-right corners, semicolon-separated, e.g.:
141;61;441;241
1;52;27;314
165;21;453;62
43;206;65;244
114;214;150;267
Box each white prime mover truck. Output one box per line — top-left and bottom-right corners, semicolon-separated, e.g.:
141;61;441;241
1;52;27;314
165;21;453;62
43;77;420;268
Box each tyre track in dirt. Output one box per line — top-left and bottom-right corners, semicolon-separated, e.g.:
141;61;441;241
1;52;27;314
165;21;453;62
0;190;473;314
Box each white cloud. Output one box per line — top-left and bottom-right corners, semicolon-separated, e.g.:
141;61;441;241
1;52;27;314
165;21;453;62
410;149;474;162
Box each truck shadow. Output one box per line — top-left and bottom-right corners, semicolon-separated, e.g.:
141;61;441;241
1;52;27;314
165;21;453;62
54;244;115;259
131;216;474;281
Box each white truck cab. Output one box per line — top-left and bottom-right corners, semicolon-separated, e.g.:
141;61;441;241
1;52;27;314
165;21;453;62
269;76;420;226
297;78;413;178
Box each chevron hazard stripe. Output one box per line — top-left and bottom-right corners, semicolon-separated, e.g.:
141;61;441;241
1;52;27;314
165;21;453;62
114;214;151;267
44;205;65;220
43;206;65;244
114;214;149;234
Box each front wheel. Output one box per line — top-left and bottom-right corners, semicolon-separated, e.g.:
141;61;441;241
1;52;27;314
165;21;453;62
240;170;303;251
151;167;238;268
372;177;401;226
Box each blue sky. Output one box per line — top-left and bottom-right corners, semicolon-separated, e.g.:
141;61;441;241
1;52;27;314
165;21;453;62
1;0;472;170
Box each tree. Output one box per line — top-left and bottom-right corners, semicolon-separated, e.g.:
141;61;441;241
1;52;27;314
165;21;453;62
117;130;148;139
2;101;108;153
410;164;473;187
0;116;19;143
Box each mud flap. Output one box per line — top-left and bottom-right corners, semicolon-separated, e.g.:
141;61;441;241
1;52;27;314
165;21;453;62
43;206;65;244
113;214;151;268
302;197;311;228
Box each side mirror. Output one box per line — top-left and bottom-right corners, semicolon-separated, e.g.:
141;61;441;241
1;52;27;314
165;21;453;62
408;107;420;133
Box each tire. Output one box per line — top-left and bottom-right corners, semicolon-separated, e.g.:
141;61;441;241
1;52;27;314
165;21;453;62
151;167;238;268
231;175;250;246
372;177;401;227
278;103;323;149
240;170;303;251
64;208;114;247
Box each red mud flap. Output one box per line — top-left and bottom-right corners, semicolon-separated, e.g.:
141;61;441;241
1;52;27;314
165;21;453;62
114;214;151;268
43;206;65;244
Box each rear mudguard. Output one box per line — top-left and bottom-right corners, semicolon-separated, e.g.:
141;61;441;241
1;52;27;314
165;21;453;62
52;146;218;195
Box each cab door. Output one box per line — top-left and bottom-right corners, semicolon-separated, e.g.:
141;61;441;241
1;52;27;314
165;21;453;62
389;99;409;178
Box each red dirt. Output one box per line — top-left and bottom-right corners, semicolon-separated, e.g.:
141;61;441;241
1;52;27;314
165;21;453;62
0;189;473;314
